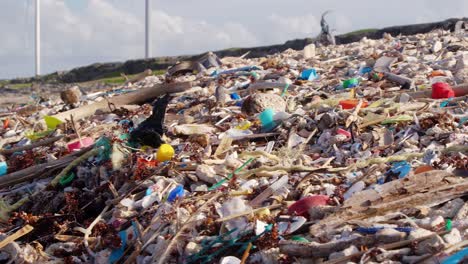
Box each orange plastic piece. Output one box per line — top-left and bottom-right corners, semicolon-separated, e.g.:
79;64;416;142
137;157;158;167
339;99;369;110
414;165;433;174
3;119;9;129
428;70;446;77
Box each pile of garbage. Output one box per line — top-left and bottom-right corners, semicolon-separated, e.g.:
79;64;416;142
0;24;467;264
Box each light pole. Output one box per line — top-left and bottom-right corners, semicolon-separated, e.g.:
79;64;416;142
145;0;151;59
35;0;41;76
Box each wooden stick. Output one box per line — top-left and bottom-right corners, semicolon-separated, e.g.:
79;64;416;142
0;135;63;155
215;204;282;223
280;235;378;258
0;225;33;249
155;193;222;264
323;232;445;264
50;147;100;187
74;205;110;257
408;83;468;99
0;146;93;189
52;81;193;122
240;242;253;264
70;115;83;147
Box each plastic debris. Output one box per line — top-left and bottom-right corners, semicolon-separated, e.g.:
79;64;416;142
156;143;175;162
0;20;467;264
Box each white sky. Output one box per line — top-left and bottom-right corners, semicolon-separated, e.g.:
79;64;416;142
0;0;466;79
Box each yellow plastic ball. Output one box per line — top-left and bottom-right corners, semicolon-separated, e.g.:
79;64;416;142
156;144;175;162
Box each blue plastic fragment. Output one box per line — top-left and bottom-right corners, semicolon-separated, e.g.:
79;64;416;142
299;69;318;81
459;117;468;127
441;247;468;264
377;177;385;185
109;230;127;264
360;66;372;75
440;97;453;108
212;66;260;76
259;108;276;132
356;226;414;234
230;93;241;100
0;162;7;176
389;161;411;179
95;137;112;162
145;187;153;196
118;120;131;126
167;185;185;202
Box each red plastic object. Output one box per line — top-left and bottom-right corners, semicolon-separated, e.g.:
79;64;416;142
137;157;158;167
336;128;351;139
414;165;433;174
339;99;369;110
67;137;94;152
432;82;455;99
3;119;9;129
288;195;329;217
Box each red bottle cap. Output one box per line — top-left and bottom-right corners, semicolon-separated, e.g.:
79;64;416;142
431;82;455;99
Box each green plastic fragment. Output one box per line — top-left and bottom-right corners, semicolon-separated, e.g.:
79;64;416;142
119;133;129;140
95;137;112;161
59;172;75;186
381;115;413;124
44;115;64;130
446;219;452;231
208;157;255;191
25;129;54;141
281;83;290;97
187;224;272;264
291;235;309;242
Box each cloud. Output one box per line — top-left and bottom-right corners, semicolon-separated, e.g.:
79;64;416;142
267;13;321;42
0;0;465;79
151;10;259;55
0;0;260;78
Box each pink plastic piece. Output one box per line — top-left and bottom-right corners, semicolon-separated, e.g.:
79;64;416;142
337;128;351;139
67;137;94;152
288;195;329;217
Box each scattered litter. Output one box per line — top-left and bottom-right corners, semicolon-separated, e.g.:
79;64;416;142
0;22;467;264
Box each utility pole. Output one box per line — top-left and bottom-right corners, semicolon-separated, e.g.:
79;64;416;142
145;0;151;59
35;0;41;76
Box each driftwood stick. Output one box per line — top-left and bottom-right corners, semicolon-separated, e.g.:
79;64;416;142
408;83;468;99
279;235;378;258
0;146;92;189
74;205;110;257
50;148;100;187
52;81;193;122
215;204;282;223
0;135;63;155
322;232;445;264
0;225;34;249
155;193;222;264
